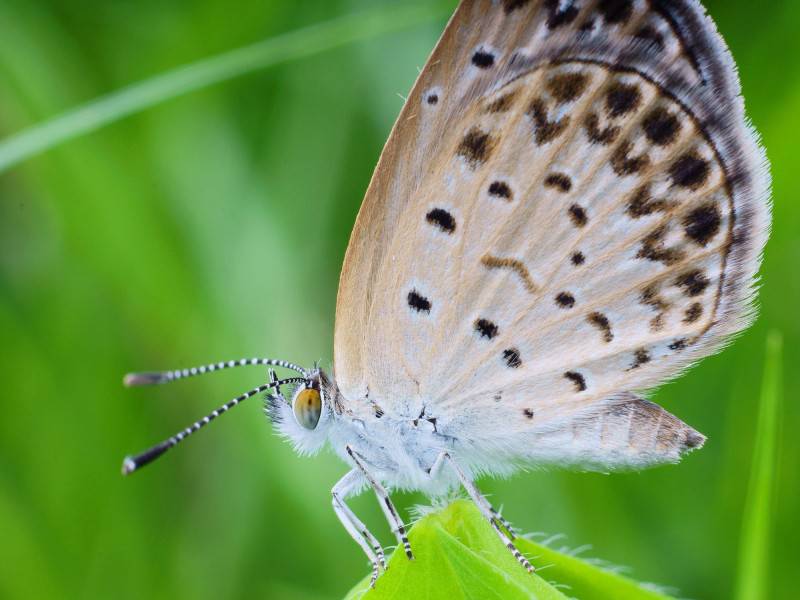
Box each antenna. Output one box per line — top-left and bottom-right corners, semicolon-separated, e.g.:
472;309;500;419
122;375;306;475
123;357;307;387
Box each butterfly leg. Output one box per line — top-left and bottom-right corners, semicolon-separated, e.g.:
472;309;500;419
332;469;386;586
267;369;287;401
346;445;414;560
430;452;533;573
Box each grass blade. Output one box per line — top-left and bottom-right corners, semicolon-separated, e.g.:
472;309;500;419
0;3;446;174
734;331;783;600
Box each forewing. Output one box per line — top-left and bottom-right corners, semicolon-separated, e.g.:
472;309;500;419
333;0;769;466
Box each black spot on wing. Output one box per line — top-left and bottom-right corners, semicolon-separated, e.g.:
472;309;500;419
425;208;456;234
683;303;703;323
626;186;674;218
635;24;665;49
683;203;721;246
555;292;575;309
472;49;495;69
523;408;534;419
571;251;585;265
502;348;522;369
457;127;494;168
568;204;588;227
598;0;634;24
629;348;651;369
489;180;513;200
643;107;681;146
611;141;650;176
637;226;686;265
527;98;570;145
546;72;590;103
584;113;620;145
544;173;572;192
675;269;710;297
587;312;613;342
670;152;710;189
485;91;517;113
407;290;431;313
502;0;530;13
564;371;586;392
545;0;579;29
669;338;688;351
474;318;499;340
605;82;641;118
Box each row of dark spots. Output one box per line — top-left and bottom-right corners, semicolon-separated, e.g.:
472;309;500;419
510;0;634;30
472;317;520;370
583;82;641;146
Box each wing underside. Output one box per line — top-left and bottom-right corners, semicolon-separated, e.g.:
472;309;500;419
333;0;769;470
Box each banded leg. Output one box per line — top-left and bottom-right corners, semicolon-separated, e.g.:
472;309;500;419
268;369;287;403
430;452;533;573
346;445;414;560
332;470;386;587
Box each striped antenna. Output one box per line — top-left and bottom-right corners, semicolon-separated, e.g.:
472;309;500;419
123;357;308;387
122;375;306;475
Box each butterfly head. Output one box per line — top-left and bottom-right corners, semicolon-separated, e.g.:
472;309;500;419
268;368;336;456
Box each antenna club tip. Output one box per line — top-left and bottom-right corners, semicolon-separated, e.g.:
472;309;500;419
124;372;167;387
121;457;137;476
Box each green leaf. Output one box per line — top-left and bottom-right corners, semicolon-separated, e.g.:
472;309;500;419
344;500;675;600
0;2;447;174
734;331;783;600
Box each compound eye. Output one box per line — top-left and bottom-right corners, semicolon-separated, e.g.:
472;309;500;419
293;387;322;430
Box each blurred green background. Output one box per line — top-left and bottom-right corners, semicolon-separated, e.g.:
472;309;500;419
0;1;796;598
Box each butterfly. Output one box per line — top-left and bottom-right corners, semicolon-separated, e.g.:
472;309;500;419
123;0;770;586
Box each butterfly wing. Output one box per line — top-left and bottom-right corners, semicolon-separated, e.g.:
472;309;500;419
334;0;769;470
